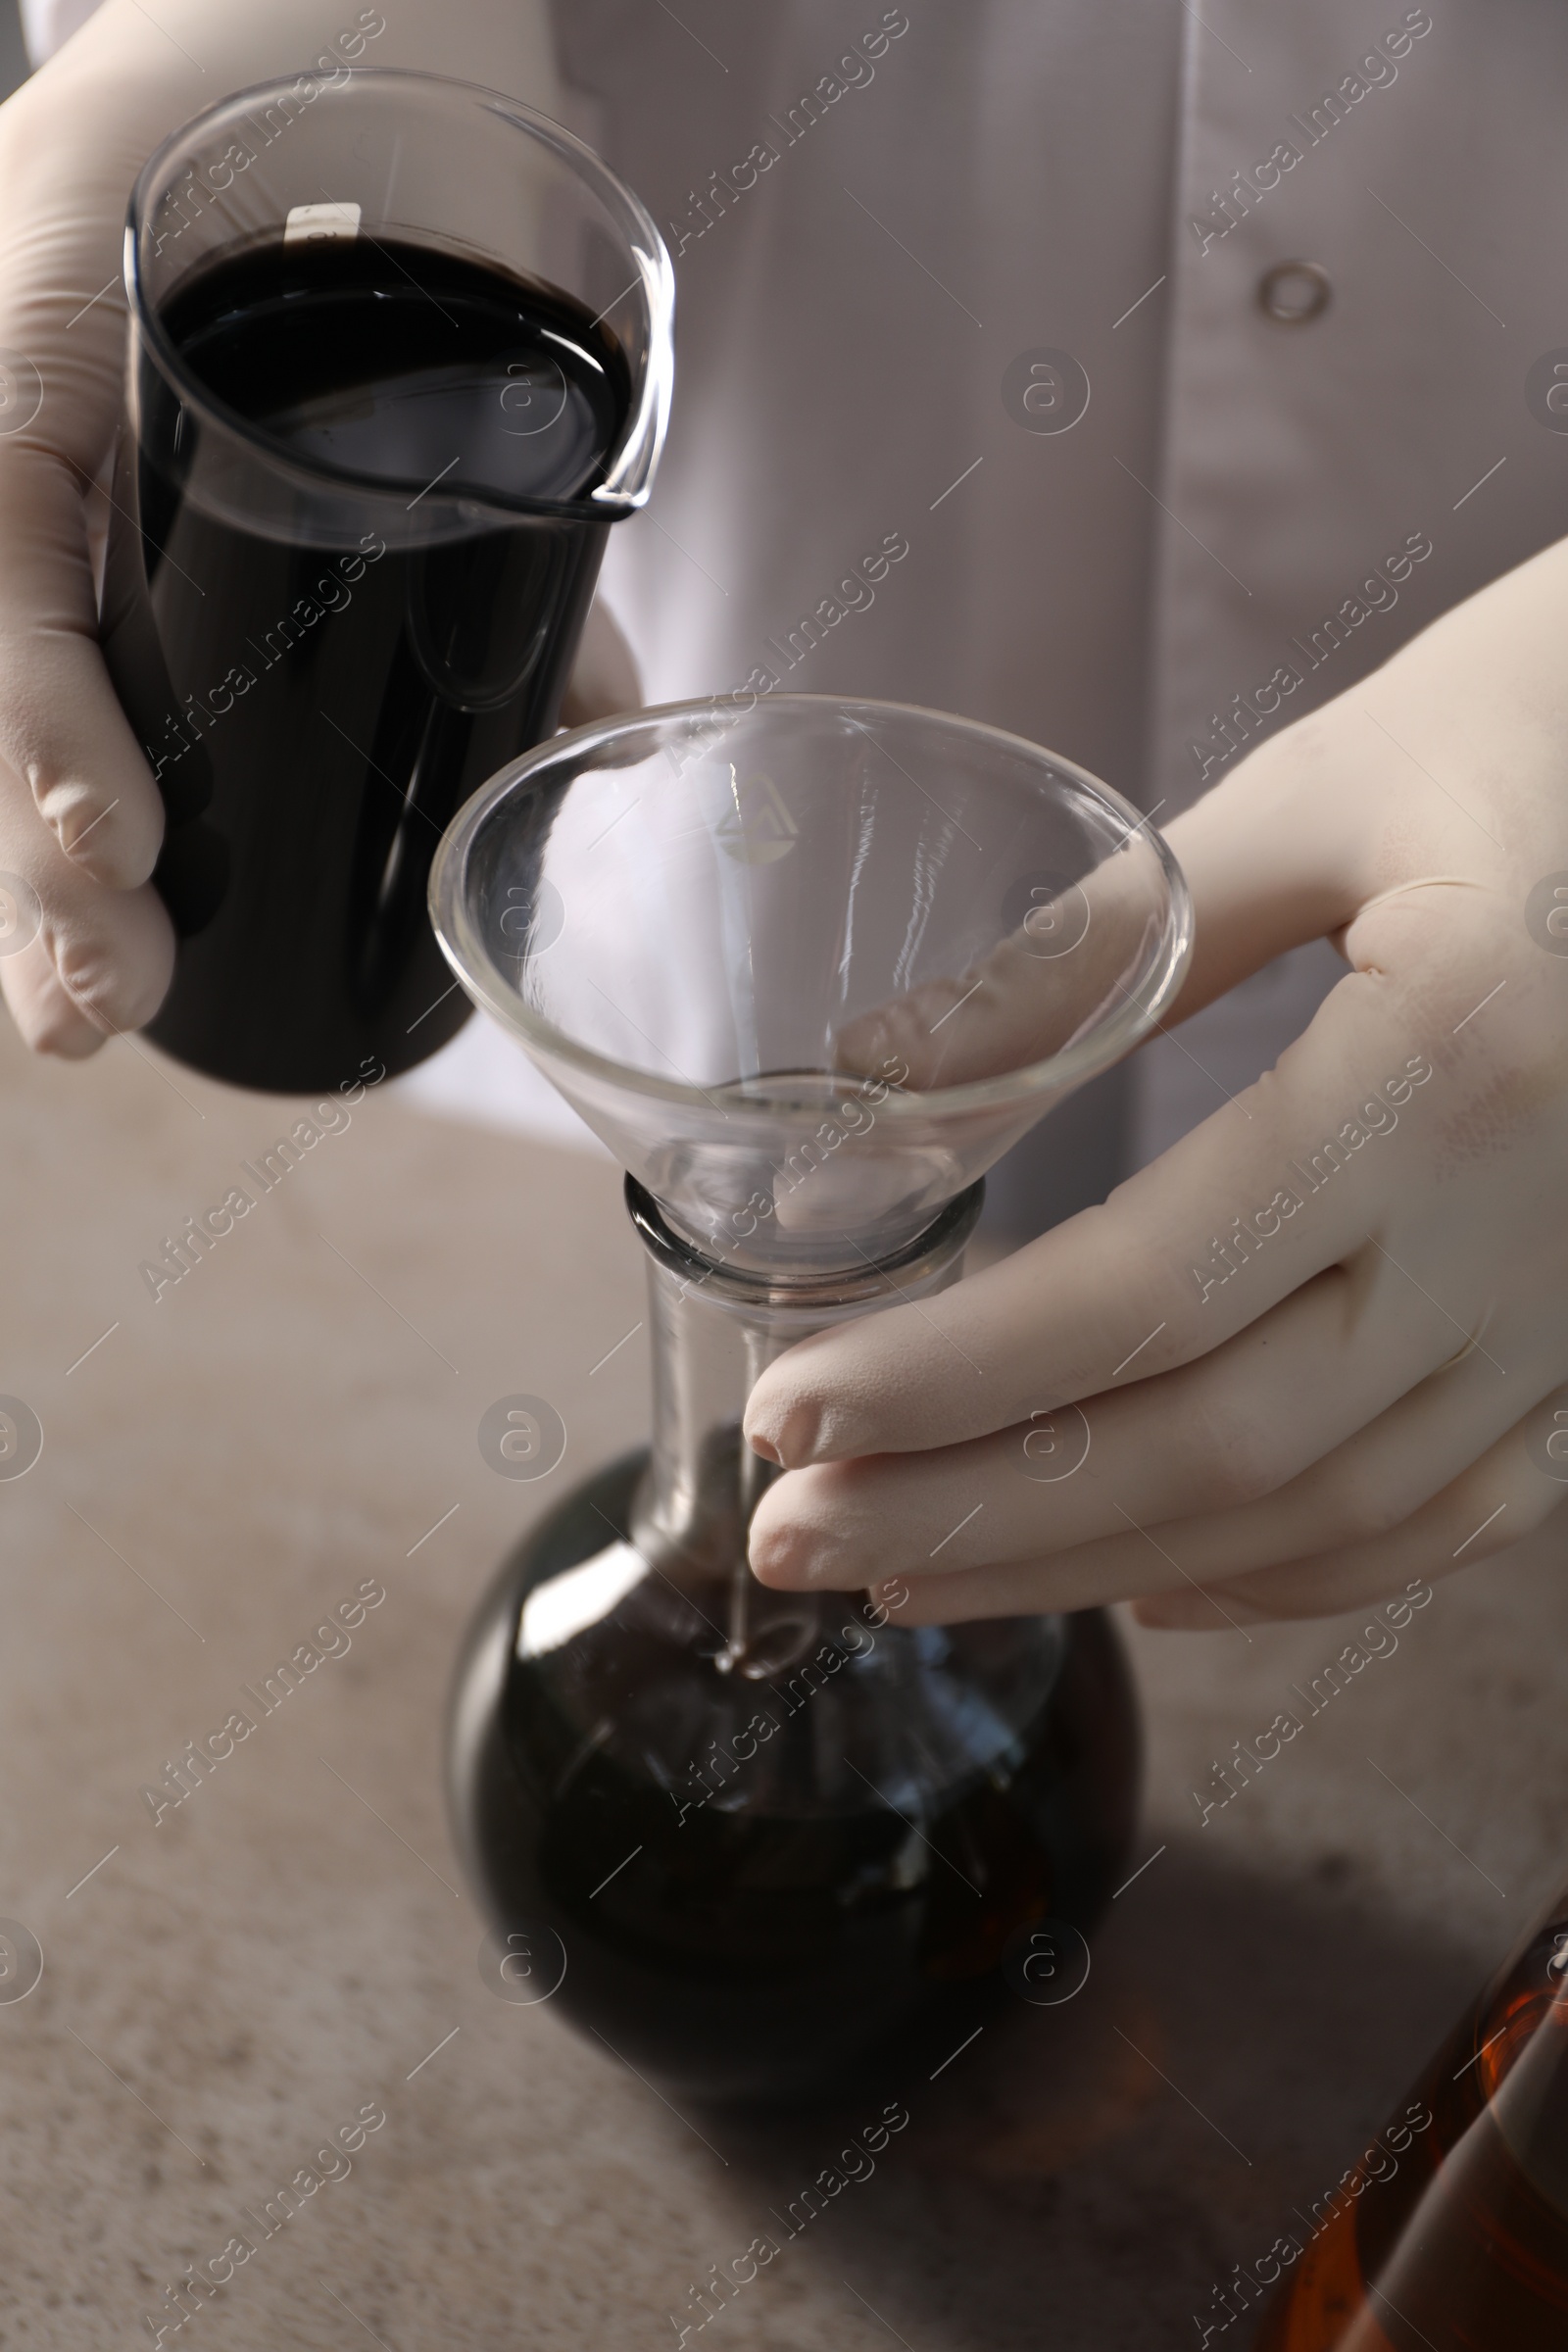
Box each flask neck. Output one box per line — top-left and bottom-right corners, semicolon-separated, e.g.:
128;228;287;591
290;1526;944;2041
622;1177;982;1677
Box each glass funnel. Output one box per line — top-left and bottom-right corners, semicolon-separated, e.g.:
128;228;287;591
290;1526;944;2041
429;694;1191;2102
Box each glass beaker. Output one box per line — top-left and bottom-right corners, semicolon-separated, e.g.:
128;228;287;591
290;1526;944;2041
1251;1878;1568;2349
101;69;672;1093
430;694;1193;2101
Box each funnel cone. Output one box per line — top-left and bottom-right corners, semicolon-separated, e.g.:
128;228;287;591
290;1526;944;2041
430;694;1191;1272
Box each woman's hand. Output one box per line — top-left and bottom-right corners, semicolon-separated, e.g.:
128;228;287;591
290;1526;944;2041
744;536;1568;1628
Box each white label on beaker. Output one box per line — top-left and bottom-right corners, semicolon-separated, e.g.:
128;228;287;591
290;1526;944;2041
284;202;362;246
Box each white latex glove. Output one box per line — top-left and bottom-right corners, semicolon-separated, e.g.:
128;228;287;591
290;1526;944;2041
0;0;635;1058
744;536;1568;1628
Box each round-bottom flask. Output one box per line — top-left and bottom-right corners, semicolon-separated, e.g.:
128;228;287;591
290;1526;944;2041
426;693;1192;2105
449;1184;1142;2103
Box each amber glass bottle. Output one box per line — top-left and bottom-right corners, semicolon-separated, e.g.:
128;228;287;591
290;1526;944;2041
1253;1885;1568;2349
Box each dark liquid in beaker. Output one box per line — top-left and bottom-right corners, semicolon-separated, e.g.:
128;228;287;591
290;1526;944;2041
101;236;629;1092
450;1455;1142;2105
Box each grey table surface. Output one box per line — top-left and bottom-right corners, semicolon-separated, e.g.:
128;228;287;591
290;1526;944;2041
1;1008;1564;2350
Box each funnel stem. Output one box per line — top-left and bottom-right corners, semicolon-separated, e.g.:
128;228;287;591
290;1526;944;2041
721;1323;783;1670
623;1179;983;1682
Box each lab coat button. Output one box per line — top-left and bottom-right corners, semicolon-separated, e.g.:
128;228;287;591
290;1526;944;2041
1257;261;1332;323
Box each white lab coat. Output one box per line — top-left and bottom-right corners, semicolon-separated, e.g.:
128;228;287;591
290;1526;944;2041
30;0;1568;1232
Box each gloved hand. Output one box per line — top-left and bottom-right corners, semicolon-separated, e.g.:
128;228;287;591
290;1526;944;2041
0;0;630;1059
744;535;1568;1627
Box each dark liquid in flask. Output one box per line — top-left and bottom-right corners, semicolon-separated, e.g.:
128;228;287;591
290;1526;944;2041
101;235;630;1092
450;1455;1142;2105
